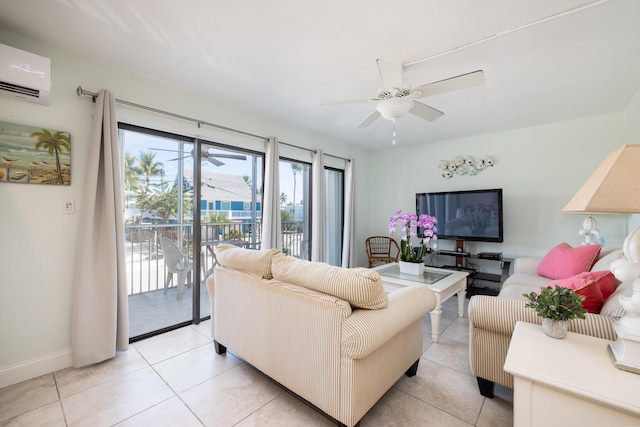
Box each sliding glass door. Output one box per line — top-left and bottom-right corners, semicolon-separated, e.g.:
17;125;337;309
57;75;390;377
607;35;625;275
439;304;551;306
279;159;310;259
119;124;263;340
120;123;344;338
325;168;343;265
197;141;263;275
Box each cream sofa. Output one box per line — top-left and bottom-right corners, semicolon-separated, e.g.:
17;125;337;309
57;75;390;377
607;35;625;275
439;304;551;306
468;246;632;398
206;244;436;427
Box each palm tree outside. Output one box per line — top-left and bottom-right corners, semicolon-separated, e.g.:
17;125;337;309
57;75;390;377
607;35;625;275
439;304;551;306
124;152;140;192
134;151;163;190
291;163;303;219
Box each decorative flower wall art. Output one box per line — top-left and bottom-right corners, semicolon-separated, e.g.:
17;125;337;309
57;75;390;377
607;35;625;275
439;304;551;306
439;155;494;179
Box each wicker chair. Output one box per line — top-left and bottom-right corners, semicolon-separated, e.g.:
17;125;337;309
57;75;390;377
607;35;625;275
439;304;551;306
365;236;400;268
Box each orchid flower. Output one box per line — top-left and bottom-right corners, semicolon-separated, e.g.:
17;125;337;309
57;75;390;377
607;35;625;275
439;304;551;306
388;210;438;263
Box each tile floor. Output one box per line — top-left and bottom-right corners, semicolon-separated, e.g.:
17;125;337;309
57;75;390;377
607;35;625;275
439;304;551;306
0;298;513;426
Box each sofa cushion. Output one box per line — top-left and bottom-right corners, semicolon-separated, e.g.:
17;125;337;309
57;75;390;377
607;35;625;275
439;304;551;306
591;247;625;272
537;242;601;280
502;273;551;290
271;252;388;309
498;284;537;301
545;271;615;313
600;282;632;319
214;244;280;279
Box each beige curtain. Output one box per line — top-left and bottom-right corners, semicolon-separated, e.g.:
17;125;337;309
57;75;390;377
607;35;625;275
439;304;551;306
261;137;282;249
341;159;356;267
311;150;325;262
71;89;129;368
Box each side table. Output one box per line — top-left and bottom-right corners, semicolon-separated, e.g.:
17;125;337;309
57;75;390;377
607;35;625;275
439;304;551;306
504;322;640;427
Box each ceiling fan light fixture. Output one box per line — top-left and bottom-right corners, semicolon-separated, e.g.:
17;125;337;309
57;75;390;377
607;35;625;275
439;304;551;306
376;97;415;121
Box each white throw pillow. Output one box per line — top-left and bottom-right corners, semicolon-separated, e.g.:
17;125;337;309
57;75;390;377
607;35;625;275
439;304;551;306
271;252;388;310
214;244;280;279
591;247;625;272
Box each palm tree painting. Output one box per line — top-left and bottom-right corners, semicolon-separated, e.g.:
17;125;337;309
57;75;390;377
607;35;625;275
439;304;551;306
0;121;71;185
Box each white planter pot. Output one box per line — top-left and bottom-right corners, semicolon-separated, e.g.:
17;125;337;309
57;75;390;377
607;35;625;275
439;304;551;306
541;317;569;339
398;260;425;276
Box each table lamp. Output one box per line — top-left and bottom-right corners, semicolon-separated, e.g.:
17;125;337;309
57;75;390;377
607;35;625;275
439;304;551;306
562;144;640;374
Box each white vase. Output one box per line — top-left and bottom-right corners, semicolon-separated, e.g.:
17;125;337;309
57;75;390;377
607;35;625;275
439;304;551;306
541;317;569;339
398;260;425;276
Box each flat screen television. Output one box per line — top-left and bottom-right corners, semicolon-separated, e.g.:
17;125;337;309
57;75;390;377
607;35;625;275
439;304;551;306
416;188;503;243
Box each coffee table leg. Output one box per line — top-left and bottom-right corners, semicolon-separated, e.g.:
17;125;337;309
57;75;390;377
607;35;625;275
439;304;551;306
458;288;466;317
431;303;442;343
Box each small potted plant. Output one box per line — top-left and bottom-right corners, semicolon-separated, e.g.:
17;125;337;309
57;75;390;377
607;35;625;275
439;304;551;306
388;210;437;275
523;286;587;339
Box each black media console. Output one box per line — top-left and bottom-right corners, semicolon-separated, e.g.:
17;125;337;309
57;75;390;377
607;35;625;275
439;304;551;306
434;249;512;285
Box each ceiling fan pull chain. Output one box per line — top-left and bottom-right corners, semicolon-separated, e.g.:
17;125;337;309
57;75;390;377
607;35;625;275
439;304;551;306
392;118;397;145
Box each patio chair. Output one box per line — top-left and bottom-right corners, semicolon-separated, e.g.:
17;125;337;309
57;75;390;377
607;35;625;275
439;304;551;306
365;236;400;268
159;236;194;299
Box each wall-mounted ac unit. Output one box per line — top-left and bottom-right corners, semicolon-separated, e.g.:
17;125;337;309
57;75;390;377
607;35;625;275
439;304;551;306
0;43;51;105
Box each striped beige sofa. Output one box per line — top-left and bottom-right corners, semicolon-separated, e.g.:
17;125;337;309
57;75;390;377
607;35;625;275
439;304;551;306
206;244;436;427
468;246;632;398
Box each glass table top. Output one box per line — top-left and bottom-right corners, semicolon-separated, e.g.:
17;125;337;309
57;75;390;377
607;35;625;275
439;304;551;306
376;264;451;285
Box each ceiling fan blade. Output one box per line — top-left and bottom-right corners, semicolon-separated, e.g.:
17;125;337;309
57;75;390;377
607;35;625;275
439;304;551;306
151;147;181;153
377;59;403;90
207;157;225;167
410;101;444;122
319;98;375;106
357;110;381;128
206;153;247;160
414;70;484;98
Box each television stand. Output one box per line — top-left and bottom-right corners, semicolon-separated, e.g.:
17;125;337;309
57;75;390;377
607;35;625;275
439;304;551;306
437;250;470;257
437;241;512;285
441;265;476;276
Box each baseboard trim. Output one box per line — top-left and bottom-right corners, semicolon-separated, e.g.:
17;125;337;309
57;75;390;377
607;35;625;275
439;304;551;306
0;349;72;388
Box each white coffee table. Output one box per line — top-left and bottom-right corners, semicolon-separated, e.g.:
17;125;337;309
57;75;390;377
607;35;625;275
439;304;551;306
373;263;469;343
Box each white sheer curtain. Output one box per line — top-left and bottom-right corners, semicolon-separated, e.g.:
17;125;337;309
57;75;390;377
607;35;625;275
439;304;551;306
71;89;129;368
311;150;325;262
261;137;282;249
341;159;356;268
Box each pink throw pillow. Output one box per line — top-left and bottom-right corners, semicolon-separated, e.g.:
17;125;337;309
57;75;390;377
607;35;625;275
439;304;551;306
537;242;601;280
545;270;616;313
584;270;617;300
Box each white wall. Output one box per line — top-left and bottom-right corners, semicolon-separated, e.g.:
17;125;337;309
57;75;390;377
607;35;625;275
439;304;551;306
369;114;629;263
624;89;640;143
623;89;640;234
0;31;371;387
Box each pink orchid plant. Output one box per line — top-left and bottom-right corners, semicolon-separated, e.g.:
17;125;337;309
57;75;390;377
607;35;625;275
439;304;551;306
388;211;438;263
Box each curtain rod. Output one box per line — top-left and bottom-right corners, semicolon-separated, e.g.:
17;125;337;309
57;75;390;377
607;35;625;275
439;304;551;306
76;86;350;162
76;86;265;141
277;141;350;162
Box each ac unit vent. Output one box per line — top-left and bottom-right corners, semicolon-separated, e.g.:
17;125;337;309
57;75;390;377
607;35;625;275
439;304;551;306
0;81;40;98
0;43;51;105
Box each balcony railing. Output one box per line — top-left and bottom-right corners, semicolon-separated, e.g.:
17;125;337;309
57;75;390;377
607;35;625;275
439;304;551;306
124;220;306;295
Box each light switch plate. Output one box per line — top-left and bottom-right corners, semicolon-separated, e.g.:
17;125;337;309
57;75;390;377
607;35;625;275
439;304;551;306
63;198;75;214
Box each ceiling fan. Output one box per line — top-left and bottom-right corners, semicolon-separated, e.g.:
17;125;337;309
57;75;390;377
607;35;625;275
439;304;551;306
320;59;484;142
154;148;246;167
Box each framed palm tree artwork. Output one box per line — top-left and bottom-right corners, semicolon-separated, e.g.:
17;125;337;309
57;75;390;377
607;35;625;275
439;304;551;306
0;121;71;185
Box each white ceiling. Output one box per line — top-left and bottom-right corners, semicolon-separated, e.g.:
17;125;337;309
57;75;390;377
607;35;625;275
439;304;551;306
1;0;640;150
